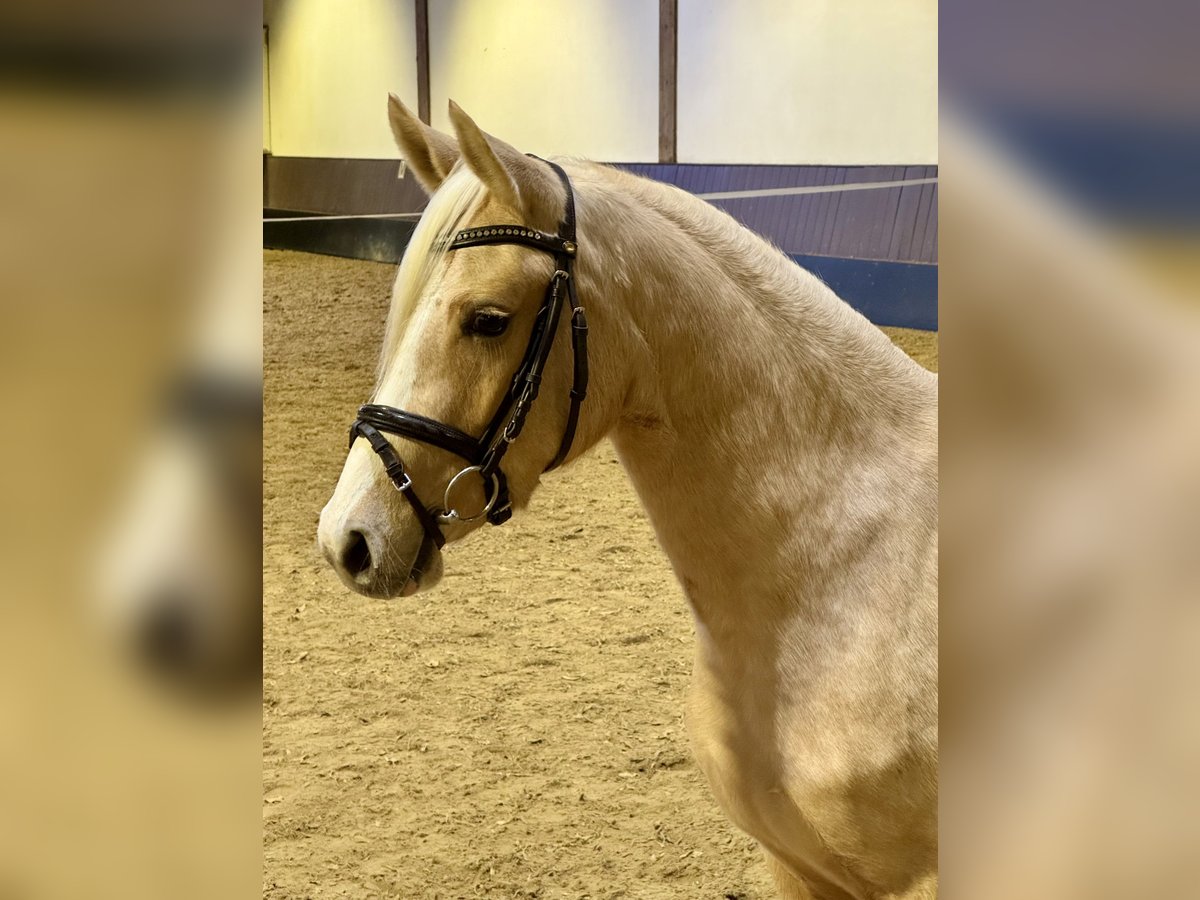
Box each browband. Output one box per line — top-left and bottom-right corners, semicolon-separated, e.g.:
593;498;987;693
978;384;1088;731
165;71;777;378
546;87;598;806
348;157;589;551
449;226;576;258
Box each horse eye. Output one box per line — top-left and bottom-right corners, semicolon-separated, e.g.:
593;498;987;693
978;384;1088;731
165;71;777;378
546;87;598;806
468;310;510;337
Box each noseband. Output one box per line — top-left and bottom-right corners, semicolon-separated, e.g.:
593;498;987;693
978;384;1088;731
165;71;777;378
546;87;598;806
347;159;589;550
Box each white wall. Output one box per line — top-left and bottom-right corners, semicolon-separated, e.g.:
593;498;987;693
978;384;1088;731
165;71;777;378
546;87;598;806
428;0;659;161
264;0;418;158
677;0;938;164
262;0;937;164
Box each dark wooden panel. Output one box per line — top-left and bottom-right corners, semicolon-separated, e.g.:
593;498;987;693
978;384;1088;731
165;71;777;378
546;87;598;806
868;168;905;262
827;187;865;259
742;165;772;243
857;168;899;260
676;164;700;193
889;166;926;262
916;183;939;263
263;217;417;265
415;0;430;125
910;181;934;262
819;169;849;256
785;168;824;255
798;168;828;255
264;156;429;215
658;0;677;164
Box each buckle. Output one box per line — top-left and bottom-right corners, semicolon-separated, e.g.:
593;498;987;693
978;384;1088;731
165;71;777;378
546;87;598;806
388;468;413;492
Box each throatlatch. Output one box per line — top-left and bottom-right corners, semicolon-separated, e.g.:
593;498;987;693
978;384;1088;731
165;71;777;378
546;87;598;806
347;158;589;550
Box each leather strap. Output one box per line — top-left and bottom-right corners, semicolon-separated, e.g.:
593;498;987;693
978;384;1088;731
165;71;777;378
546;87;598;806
540;156;585;471
350;420;446;549
481;271;568;456
355;405;478;461
546;302;589;471
487;468;513;526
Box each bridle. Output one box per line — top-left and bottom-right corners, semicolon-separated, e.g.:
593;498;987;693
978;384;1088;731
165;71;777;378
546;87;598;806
347;158;589;551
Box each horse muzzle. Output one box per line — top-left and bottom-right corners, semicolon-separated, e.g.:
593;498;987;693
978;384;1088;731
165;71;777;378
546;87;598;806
317;500;443;599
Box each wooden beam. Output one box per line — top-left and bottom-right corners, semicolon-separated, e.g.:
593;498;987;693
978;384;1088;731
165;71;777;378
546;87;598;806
658;0;677;163
415;0;431;124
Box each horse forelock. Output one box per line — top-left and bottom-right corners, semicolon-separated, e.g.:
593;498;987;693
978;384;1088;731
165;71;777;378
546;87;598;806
377;166;488;385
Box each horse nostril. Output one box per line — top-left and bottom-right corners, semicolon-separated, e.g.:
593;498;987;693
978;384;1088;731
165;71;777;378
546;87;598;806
137;597;195;669
342;530;373;578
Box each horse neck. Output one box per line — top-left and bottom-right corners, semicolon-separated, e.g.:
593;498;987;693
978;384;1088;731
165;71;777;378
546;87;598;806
577;169;937;621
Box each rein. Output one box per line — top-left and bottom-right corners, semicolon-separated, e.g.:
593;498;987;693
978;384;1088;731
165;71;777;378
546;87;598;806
347;158;589;550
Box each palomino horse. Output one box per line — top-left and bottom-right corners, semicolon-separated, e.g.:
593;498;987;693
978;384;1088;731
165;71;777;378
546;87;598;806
318;97;938;899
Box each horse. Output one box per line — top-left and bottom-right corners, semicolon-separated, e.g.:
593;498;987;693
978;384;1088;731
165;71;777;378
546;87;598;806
318;96;938;899
95;101;263;692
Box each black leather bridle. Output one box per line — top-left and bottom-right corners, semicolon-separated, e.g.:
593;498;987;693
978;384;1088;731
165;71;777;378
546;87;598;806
347;158;589;551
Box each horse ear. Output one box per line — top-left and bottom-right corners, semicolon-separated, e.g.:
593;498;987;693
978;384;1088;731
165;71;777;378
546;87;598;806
446;100;563;226
387;93;459;195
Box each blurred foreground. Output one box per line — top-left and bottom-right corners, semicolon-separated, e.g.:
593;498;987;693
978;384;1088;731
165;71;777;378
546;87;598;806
0;7;261;897
942;121;1200;899
942;0;1200;893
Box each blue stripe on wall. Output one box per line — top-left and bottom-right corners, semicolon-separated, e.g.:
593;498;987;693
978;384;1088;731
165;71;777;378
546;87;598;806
792;254;938;331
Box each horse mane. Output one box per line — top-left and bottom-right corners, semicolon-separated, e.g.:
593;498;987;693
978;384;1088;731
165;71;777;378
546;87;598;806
572;163;922;383
378;164;488;382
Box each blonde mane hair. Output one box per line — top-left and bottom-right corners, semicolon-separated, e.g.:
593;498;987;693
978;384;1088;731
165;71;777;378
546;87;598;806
378;165;487;382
